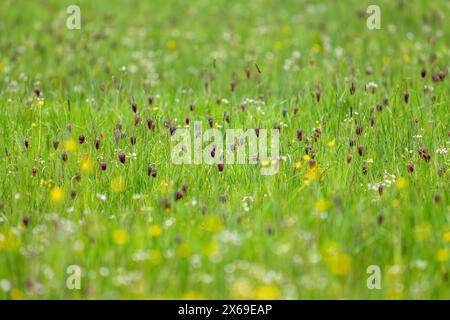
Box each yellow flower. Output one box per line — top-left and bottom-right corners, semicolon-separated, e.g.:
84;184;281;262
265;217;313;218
202;216;224;233
328;252;351;276
50;186;64;203
64;138;76;152
148;249;163;265
159;180;171;194
0;229;21;251
202;243;218;256
31;122;37;128
436;248;449;262
294;161;302;170
303;155;311;161
148;224;163;237
80;156;94;173
254;284;280;300
414;224;431;241
112;229;129;245
442;231;450;243
314;198;328;212
110;177;125;193
327;140;335;148
10;288;23;300
176;243;192;258
230;280;253;299
38;100;44;107
166;39;177;49
395;177;407;189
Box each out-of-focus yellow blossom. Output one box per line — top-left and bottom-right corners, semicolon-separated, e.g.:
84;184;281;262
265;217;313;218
327;251;351;276
112;229;129;245
202;242;218;256
294;161;302;170
327;140;335;148
148;250;163;265
166;39;177;49
148;224;163;237
402;54;410;63
159;180;171;194
230;280;253;299
202;216;224;233
254;284;280;300
10;288;23;300
64;138;76;152
0;229;21;251
395;177;407;189
176;243;193;258
314;198;328;212
31;122;37;128
443;231;450;243
303;155;311;161
414;224;431;241
110;177;125;193
80;156;94;173
38;100;44;107
50;186;64;203
436;248;449;262
303;166;321;186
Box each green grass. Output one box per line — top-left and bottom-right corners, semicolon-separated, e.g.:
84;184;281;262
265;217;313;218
0;0;449;299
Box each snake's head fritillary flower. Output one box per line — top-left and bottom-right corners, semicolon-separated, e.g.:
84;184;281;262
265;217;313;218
404;91;409;104
407;163;414;173
130;136;136;145
78;135;85;144
208;116;214;128
255;127;260;138
170;126;176;136
421;68;427;78
62;151;68;162
22;215;29;227
131;102;137;113
134;113;140;126
148;96;154;105
53;139;59;150
218;163;224;172
189;103;195;112
358;145;363;157
24;138;29;149
95;139;100;150
32;167;38;176
356;126;363;135
147;167;157;177
296;129;303;142
100;162;107;171
230;79;237;92
147;118;155;130
118;152;126;164
185;117;190;125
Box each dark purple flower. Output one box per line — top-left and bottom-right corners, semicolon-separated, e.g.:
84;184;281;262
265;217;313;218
420;68;427;78
24;138;29;149
208;116;214;128
53;139;59;150
79;135;85;144
418;147;431;162
293;106;299;115
404;91;409;104
218;163;224;172
134;113;140;126
170;126;176;136
130;136;136;145
131;102;137;113
147;118;155;130
118;152;126;164
100;162;107;171
282;109;287;117
22;215;29;227
62;151;68;162
189;103;195;112
175;190;184;201
350;82;356;95
297;129;303;141
185;117;190;125
255;127;260;138
95;139;100;150
356;126;363;135
147;167;157;177
358;145;363;157
407;163;414;173
148;96;154;105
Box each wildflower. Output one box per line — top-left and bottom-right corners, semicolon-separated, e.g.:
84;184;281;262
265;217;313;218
403;91;409;104
95;139;100;150
134;113;140;126
110;177;125;193
148;225;163;237
131;102;137;113
130;136;136;145
350;81;355;95
420;68;427;78
32;167;38;176
254;284;280;300
112;229;129;245
327;140;335;148
53;139;59;150
24;138;29;149
418;147;431;162
349;138;355;147
175;190;184;201
100;162;107;171
407;163;414;173
436;248;449;263
355;126;363;135
254;127;260;137
78;135;85;144
147;166;157;177
202;216;224;233
294;161;302;170
147;118;155;130
218;163;224;172
297;128;303;141
207;116;213;128
61;151;68;162
358;145;363;157
22;215;29;227
118;152;126;164
64;138;76;152
442;231;450;243
230;79;237;92
80;157;94;173
202;242;218;256
314;198;328;212
328;252;351;276
170;126;176;136
395;177;407;189
50;186;64;203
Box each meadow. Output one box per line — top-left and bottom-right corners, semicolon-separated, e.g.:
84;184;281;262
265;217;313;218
0;0;449;299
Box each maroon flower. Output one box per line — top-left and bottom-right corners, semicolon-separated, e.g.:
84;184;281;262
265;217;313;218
175;190;184;201
134;113;140;126
147;118;155;130
147;167;157;177
420;68;427;78
62;151;68;162
118;152;126;164
407;163;414;173
130;136;136;145
255;127;260;138
403;91;409;104
185;117;190;125
100;162;107;170
418;147;431;162
170;126;176;136
24;138;29;149
208;116;214;128
32;167;38;176
355;126;363;135
53;139;59;150
22;215;29;227
218;163;224;172
148;96;154;105
358;145;363;157
79;135;85;144
297;129;303;142
95;139;100;150
131;102;137;113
